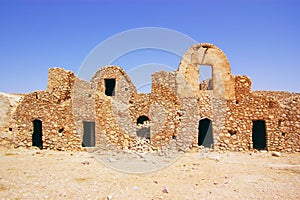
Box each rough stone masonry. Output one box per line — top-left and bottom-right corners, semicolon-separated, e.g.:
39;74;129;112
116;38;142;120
0;43;299;153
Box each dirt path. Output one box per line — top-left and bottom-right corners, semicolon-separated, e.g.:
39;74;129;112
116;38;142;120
0;148;299;199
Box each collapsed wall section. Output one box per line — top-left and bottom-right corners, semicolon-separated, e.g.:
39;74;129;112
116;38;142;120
0;94;12;133
91;67;197;152
0;93;16;148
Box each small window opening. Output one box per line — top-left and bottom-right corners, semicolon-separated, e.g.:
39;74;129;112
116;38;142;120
177;111;182;117
36;94;39;99
58;128;64;133
199;65;213;90
9;127;12;131
105;79;116;96
268;101;276;108
281;132;285;137
228;130;236;136
278;120;282;128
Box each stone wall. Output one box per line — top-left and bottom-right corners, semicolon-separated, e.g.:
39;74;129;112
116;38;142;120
91;68;198;152
92;67;192;152
0;93;13;148
0;93;23;148
0;93;11;133
215;76;299;152
72;77;99;146
12;68;82;151
254;91;300;152
92;66;137;150
1;43;299;153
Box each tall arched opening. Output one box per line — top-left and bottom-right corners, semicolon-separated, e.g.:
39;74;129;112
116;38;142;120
136;115;150;139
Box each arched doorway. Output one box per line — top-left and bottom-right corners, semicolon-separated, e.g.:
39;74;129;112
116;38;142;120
32;119;43;149
252;120;267;150
136;115;150;139
198;118;213;148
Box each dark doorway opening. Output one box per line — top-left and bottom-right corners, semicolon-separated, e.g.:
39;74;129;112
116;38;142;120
252;120;267;150
32;119;43;149
82;121;95;147
137;116;150;139
105;79;116;96
198;118;213;148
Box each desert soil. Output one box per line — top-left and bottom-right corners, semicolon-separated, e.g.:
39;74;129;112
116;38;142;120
0;147;299;200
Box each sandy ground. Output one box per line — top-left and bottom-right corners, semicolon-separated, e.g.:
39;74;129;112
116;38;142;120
0;148;299;200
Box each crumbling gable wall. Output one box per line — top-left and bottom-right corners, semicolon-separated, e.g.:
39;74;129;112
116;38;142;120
177;43;234;149
91;66;138;149
90;66;196;152
90;66;182;150
12;68;81;150
91;66;137;103
178;43;235;100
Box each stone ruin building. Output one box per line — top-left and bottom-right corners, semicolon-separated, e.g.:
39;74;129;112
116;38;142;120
0;43;299;153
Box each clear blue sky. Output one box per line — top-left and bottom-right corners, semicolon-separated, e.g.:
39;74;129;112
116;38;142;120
0;0;299;94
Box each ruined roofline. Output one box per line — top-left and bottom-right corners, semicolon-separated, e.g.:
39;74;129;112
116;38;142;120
90;65;133;82
0;92;26;96
254;90;300;95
